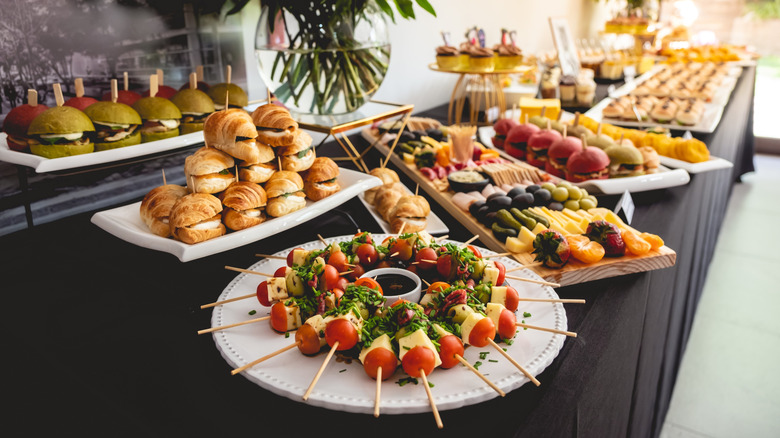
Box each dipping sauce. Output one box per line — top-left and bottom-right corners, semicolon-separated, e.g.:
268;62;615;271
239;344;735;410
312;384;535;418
449;170;486;183
375;274;418;297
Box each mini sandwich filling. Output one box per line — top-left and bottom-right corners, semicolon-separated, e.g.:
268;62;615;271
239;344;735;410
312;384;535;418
256;126;292;139
243;163;276;179
572;168;609;180
141;119;180;134
609;162;643;177
188;214;222;230
181;112;210;125
94;121;139;142
30;131;91;147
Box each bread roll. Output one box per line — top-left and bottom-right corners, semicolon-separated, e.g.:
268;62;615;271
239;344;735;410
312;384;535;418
185;146;235;194
279;131;314;172
139;184;188;237
251;104;298;146
220;181;267;230
303;157;340;201
169;193;226;244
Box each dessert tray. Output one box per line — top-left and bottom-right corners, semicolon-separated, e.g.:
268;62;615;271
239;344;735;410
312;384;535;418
477;126;690;194
91;168;382;262
0;131;204;173
210;235;567;414
583;65;742;134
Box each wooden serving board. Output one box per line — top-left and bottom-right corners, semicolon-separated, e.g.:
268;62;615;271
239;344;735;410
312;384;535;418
362;128;677;287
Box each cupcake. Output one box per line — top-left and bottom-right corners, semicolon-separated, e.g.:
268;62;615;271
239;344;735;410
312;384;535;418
559;75;576;102
576;77;597;106
436;45;460;70
469;46;495;72
458;42;474;70
494;44;522;70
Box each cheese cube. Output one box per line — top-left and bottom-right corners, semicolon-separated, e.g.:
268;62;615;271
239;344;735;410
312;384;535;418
304;314;328;348
485;302;505;333
531;223;547;235
490;286;508;308
460;311;486;346
419;293;435;307
283;304;302;331
483;266;500;285
397;328;442;368
266;277;288;302
358;334;396;364
432;323;453;339
292;248;309;267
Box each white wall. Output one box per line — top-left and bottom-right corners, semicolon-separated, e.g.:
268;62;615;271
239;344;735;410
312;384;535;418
243;0;606;114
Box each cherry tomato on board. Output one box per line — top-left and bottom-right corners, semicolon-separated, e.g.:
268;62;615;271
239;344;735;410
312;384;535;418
414;247;437;271
438;335;464;369
295;324;322;355
467;245;482;259
426;281;450;295
321;264;341;290
286;247;303;267
363;348;397;380
334;277;349;292
274;266;287;277
494;261;506;286
401;346;436;377
325;318;359;350
497;308;517;340
504;286;520;312
331;288;344;306
256;281;270;306
389;239;413;262
347;264;365;282
270;302;289;333
354;277;383;295
436;254;453;279
354;231;372;244
468;317;496;347
327;250;349;273
356;243;379;267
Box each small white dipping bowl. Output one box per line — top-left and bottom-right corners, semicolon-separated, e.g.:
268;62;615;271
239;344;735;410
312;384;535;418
361;267;422;307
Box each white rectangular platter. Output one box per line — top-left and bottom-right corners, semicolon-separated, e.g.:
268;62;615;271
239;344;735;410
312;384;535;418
91;168;382;262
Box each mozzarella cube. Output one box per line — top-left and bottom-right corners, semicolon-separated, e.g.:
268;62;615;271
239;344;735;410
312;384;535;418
485;302;505;333
266;277;288;302
483;266;500;285
283;304;302;331
460;311;486;346
490;286;508;308
397;328;442;368
292;248;309;267
358;334;396;364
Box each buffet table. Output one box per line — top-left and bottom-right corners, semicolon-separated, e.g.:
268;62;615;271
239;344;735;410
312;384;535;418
0;67;755;438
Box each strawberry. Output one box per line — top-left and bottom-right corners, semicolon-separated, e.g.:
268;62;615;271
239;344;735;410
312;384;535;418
532;230;571;268
585;220;626;257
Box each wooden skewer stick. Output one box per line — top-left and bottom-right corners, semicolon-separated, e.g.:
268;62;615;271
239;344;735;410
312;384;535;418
317;234;329;247
74;77;85;97
123;72;130;91
421;278;431;287
53;83;64;106
339;270;354;276
516;322;577;337
420;370;443;429
505;262;543;273
110;79;118;104
200;292;256;309
505;275;560;288
517;297;585;304
434;235;449;241
487;338;540;386
255;254;286;260
303;341;339;400
414;184;419;196
225;266;273;277
226;64;232;85
156;69;164;87
267;88;272;104
483;252;512;258
198;315;270;335
455;355;505;397
149;74;158;98
196;65;204;83
397;221;406;236
461;235;479;247
28;89;37;107
189;72;197;90
232;341;300;375
374;367;383;418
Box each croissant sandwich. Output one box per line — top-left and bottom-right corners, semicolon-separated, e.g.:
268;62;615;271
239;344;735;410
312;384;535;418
278;130;315;172
265;170;306;218
184;146;235;194
169;193;226;244
251;104;298;146
220;181;267;231
238;142;277;184
387;195;430;234
364;167;399;205
303;157;340;201
203;109;260;163
139;184;189;237
372;183;405;222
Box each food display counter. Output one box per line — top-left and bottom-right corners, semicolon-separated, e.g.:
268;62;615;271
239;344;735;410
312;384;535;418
0;67;755;437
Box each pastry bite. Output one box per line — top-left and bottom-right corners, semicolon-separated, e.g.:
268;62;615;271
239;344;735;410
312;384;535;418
184;146;235;194
387;195;430;234
278;130;315;172
469;46;495;72
169;193;226;244
638;146;660;174
265;170;306;217
26;106;95;158
220;180;267;231
650;98;677;124
251;103;298;147
203;108;259;163
303;157;340;201
435;45;460;70
139;184;189;237
373;183;405;222
364;167;399;205
238;142;277;184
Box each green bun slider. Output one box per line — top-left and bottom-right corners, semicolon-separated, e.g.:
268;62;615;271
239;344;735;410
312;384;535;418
27;106;95;159
171;88;215;134
604;143;645;178
84;101;143;151
207;83;248;109
132;96;182;143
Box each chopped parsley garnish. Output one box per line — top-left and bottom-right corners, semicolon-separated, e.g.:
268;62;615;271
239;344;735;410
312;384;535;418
474;361;483;370
248;310;257;316
523;312;532;318
479;352;489;360
397;377;418;386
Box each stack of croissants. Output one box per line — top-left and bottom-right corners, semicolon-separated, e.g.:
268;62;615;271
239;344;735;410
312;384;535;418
365;167;431;234
139;104;341;244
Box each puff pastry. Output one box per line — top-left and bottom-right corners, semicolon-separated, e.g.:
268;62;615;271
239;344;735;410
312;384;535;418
204;109;259;162
251;104;298;146
139;184;188;237
184;146;235;194
169;193;226;244
303;157;340;201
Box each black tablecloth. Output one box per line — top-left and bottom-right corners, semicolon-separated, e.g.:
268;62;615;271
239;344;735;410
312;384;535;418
0;68;756;438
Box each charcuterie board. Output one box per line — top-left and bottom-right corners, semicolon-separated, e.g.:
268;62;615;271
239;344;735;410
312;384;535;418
361;128;676;287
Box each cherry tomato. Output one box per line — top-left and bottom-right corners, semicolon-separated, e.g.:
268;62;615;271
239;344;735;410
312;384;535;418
286;247;303;267
274;266;287;277
270;302;289;333
389;239;413;262
494;261;506;286
327;250;348;273
354;277;383;295
295;324;322;355
504;286;520;312
335;277;349;291
436;254;454;279
356;243;378;267
406;264;419;275
497;308;517;340
331;288;344;306
347;264;365;282
381;236;394;247
427;281;450;295
468;317;496;347
401;346;436;377
354;231;372;244
390;299;408;308
438;335;464;369
256;281;271;306
363;348;398;380
321;264;341;290
325;318;358;350
467;245;482;259
415;247;438;271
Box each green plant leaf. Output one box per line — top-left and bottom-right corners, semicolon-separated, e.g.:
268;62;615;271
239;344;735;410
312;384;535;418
375;0;396;22
394;0;415;19
415;0;436;16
